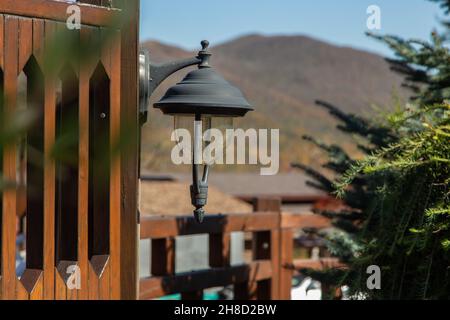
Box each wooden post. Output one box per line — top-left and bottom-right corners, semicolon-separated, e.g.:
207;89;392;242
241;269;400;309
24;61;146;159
234;197;282;300
112;0;140;300
209;233;231;268
279;229;293;300
80;0;141;302
151;238;175;276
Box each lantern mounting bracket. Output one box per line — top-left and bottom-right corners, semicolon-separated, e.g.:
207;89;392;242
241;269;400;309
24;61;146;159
139;40;212;125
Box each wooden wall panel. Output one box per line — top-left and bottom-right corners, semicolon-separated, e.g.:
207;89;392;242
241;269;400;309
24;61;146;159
0;0;134;300
0;0;139;300
0;0;120;27
77;26;94;301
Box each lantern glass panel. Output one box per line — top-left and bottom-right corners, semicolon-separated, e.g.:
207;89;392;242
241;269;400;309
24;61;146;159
173;115;233;165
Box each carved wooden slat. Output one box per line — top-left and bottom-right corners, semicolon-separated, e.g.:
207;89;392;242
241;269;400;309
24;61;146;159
32;19;45;67
29;271;44;300
55;274;67;300
77;25;96;301
2;15;19;300
99;260;110;300
109;28;121;300
67;281;78;300
16;279;29;300
18;18;32;75
88;263;99;300
39;19;57;301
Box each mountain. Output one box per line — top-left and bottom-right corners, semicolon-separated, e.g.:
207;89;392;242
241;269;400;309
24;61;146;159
140;34;409;172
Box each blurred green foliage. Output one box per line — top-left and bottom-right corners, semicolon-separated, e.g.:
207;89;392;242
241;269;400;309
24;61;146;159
294;0;450;299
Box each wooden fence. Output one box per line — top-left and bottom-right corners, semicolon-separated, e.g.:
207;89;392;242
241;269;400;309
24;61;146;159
139;197;344;300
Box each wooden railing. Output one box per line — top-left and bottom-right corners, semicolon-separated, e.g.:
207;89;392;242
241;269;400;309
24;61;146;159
139;197;343;300
0;0;140;300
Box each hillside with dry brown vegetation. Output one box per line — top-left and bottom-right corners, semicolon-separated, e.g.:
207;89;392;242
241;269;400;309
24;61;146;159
140;34;409;172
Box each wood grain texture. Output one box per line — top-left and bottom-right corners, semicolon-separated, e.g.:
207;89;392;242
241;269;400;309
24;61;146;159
0;0;134;300
78;25;99;301
209;233;231;268
0;0;120;27
2;15;18;300
32;19;45;67
113;0;140;300
16;279;30;300
279;229;293;300
42;19;57;301
54;269;67;300
109;27;121;300
88;263;99;300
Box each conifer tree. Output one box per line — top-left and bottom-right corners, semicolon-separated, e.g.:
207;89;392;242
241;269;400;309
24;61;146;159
293;0;450;299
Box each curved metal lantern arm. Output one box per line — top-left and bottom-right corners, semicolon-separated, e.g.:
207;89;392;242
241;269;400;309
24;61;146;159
139;41;212;125
148;57;202;94
139;53;201;124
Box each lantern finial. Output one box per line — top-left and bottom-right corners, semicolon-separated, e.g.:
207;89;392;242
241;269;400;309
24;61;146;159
198;40;212;69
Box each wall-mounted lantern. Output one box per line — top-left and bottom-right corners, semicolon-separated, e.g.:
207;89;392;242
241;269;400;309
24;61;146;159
140;41;253;223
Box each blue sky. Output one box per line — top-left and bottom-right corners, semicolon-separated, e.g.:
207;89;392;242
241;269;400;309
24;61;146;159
140;0;444;56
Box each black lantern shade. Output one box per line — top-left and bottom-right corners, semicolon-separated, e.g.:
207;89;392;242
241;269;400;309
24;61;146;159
154;67;253;117
154;40;253;117
148;40;254;223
